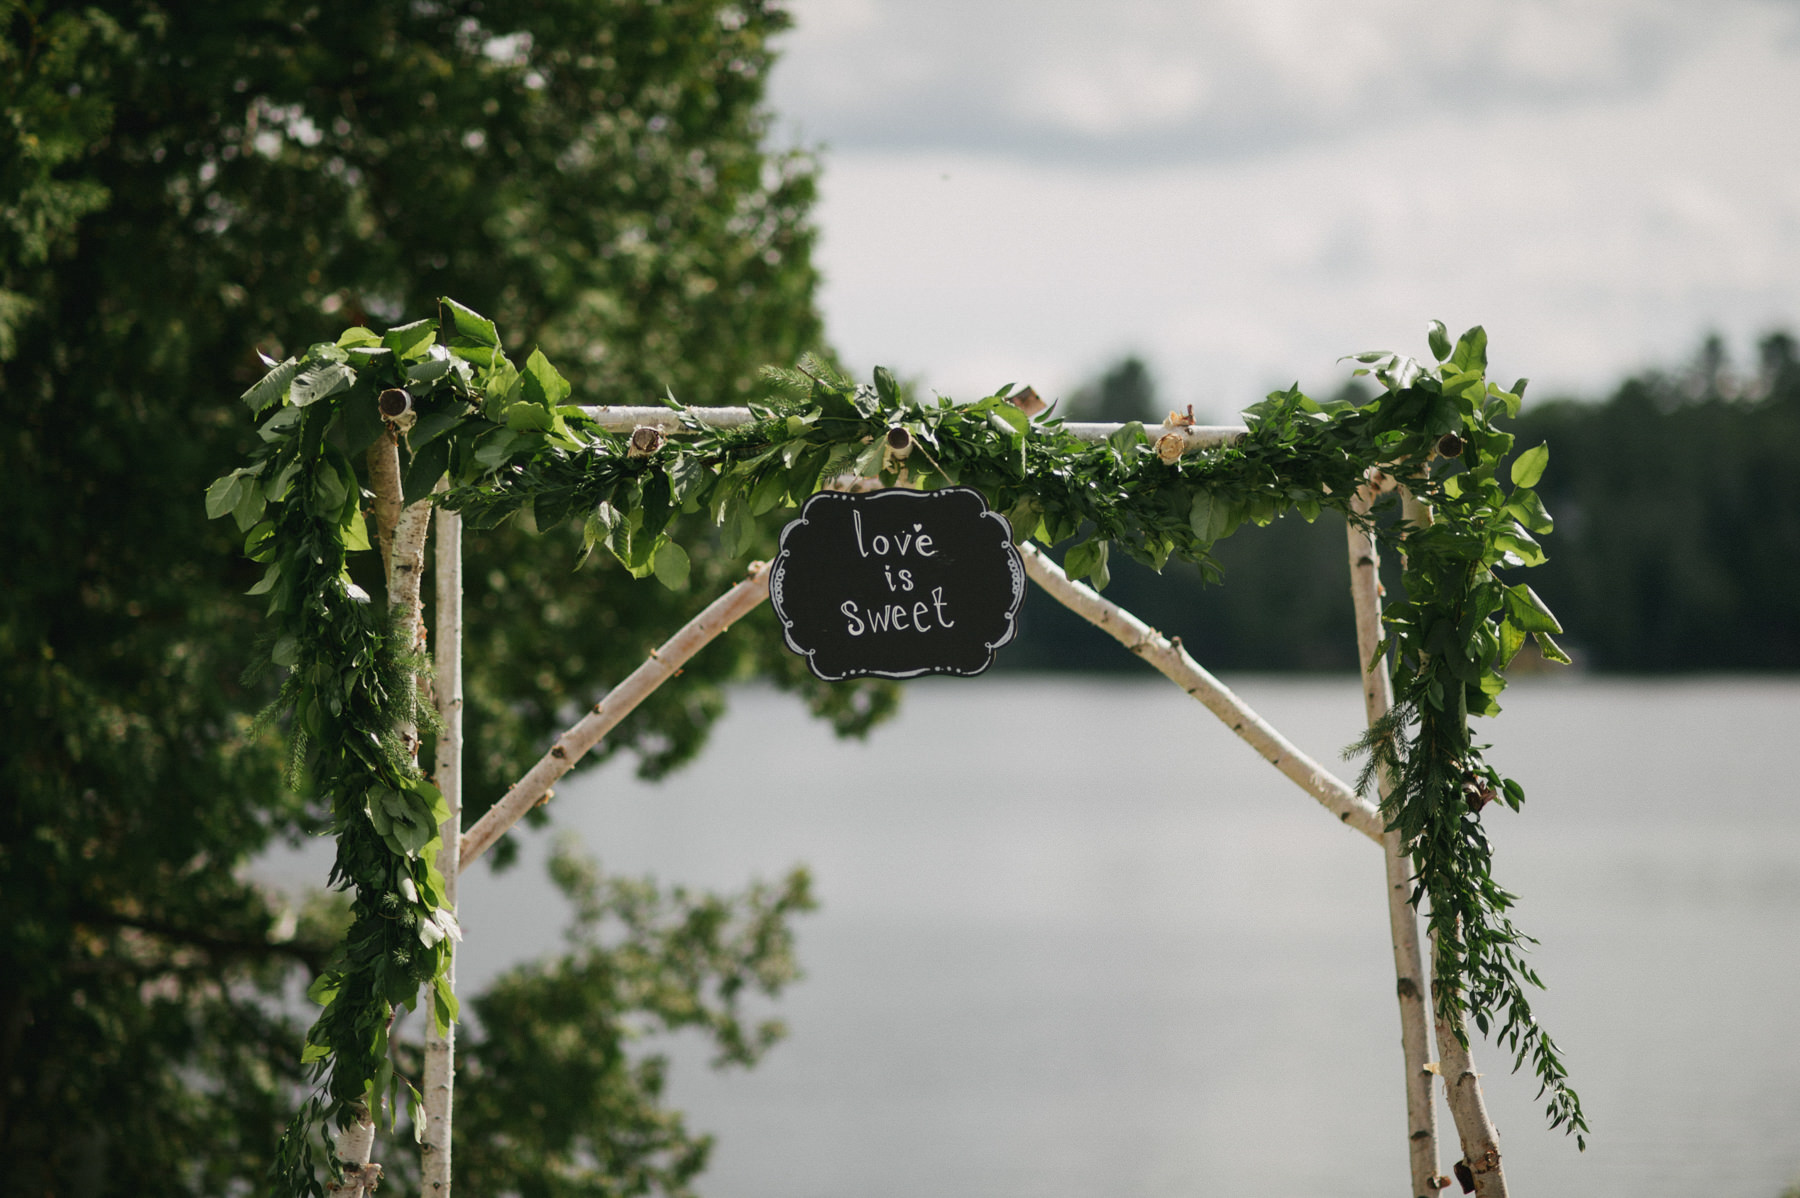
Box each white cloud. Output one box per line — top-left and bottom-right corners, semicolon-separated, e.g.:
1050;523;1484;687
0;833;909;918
767;0;1769;165
786;3;1800;411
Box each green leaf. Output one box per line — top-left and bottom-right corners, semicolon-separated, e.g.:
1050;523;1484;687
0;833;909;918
653;540;690;591
431;978;460;1038
749;468;788;516
1494;528;1546;567
851;438;886;479
342;510;372;553
246;562;281;596
1188;491;1216;542
441;297;499;349
382;318;437;361
242;357;299;412
669;455;715;510
403;435;451;504
505;402;553;433
1108;421;1147;453
1506;488;1554;534
312;460;348;518
336;326;381;348
1498;618;1528;669
1510;442;1549;489
473;428;524;470
205;473;246;520
409;408;462;449
1427;320;1452;361
231;477;267;532
519;347;571;407
873;365;899;407
1449;325;1488;373
1503;583;1562;634
985;403;1029;436
719;495;755;558
1063;538;1110;589
1534;630;1573;665
289;361;356;408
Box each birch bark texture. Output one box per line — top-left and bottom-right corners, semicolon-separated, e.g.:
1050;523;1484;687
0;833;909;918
422;500;462;1195
458;561;774;868
1347;486;1444;1197
1016;543;1384;841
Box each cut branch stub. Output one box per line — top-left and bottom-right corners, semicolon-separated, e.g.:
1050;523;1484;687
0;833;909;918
627;425;666;458
1006;386;1046;416
378;388;413;420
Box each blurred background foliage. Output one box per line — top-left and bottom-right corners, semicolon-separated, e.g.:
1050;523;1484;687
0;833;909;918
3;0;1797;1194
1;1;877;1193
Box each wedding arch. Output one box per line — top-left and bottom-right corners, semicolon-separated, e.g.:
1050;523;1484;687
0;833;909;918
211;300;1584;1198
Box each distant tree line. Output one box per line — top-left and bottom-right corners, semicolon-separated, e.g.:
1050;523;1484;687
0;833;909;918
1003;337;1800;672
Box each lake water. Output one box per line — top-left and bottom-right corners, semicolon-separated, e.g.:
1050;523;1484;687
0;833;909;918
273;675;1800;1197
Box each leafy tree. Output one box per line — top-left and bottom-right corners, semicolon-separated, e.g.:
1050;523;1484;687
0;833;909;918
1063;354;1159;423
1510;331;1800;669
0;1;875;1192
391;840;814;1198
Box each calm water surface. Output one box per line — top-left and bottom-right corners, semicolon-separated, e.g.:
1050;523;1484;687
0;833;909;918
368;676;1800;1197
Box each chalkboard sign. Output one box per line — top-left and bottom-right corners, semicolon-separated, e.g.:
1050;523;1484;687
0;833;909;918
770;488;1026;681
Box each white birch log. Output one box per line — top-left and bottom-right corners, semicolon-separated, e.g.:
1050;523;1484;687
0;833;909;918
327;1104;381;1198
458;561;774;869
367;429;404;571
1347;490;1443;1196
422;499;462;1195
1432;930;1509;1198
1397;481;1509;1197
575;405;1246;455
1017;543;1384;841
342;413;435;1196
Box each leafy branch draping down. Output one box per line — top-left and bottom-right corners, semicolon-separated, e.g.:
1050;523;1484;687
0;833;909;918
210;300;1584;1192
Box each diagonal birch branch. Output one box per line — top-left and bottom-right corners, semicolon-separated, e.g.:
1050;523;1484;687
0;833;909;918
1017;542;1383;841
1347;487;1444;1197
458;561;774;869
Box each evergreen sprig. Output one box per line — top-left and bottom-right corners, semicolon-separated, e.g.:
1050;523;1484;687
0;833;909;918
213;303;1585;1193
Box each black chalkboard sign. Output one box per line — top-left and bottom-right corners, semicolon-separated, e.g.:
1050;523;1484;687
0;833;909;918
769;488;1026;681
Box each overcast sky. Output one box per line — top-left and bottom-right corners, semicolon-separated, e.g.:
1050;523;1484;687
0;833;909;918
761;0;1800;416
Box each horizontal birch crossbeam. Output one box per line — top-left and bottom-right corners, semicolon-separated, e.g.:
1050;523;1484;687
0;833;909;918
457;561;774;868
1018;542;1385;843
577;405;1248;454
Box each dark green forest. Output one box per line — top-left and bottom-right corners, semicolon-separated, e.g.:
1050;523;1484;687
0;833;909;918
1007;342;1800;673
3;1;1797;1195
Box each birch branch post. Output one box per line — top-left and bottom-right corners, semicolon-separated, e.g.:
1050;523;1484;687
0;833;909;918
1016;543;1383;841
458;561;774;869
422;497;462;1195
334;417;434;1196
1347;484;1444;1196
1397;482;1509;1198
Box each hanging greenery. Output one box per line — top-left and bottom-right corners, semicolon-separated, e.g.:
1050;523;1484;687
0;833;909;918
212;300;1584;1192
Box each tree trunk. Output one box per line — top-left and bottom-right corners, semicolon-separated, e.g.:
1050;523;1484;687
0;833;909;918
1347;490;1443;1197
459;561;774;868
1017;542;1384;840
422;499;462;1194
